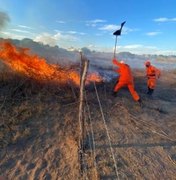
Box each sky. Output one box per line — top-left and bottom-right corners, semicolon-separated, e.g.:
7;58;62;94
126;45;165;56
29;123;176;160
0;0;176;55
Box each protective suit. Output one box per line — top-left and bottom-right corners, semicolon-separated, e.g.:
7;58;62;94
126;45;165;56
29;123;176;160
112;59;140;102
145;61;161;95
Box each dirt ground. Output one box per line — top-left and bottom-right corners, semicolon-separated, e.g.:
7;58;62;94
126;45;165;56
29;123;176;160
0;69;176;179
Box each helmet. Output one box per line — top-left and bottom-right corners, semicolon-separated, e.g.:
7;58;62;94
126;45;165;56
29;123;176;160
145;60;151;66
120;60;125;64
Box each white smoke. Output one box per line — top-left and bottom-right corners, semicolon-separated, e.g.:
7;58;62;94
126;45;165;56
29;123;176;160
0;11;10;31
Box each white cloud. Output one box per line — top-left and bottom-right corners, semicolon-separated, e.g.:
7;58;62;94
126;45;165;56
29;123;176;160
67;31;86;35
95;33;104;36
34;33;57;46
89;19;106;23
118;44;176;55
78;43;175;55
99;24;119;31
86;19;106;27
56;20;66;24
87;44;98;49
154;17;176;22
54;32;77;41
99;24;137;34
124;27;139;33
18;25;34;29
54;29;63;33
11;28;33;34
34;32;78;46
67;31;77;34
109;44;159;54
79;32;86;35
146;31;162;36
123;44;143;49
54;30;85;35
1;31;26;39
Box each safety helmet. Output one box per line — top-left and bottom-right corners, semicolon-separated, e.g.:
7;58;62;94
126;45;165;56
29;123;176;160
145;60;151;67
120;60;125;64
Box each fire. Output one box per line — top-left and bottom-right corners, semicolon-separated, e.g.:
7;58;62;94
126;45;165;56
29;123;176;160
86;73;102;84
0;41;102;86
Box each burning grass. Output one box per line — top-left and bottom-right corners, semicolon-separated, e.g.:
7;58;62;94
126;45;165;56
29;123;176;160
0;41;102;86
0;40;102;151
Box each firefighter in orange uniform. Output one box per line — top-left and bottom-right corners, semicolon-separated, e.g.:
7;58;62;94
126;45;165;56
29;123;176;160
145;61;161;95
112;58;142;105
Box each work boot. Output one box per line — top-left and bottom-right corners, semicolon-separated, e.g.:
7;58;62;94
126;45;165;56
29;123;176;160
112;91;117;97
147;88;154;95
137;98;143;107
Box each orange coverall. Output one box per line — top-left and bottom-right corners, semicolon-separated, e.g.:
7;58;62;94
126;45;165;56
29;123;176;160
146;65;161;89
112;59;140;101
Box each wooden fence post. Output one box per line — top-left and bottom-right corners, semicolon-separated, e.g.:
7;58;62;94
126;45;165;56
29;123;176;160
78;53;89;174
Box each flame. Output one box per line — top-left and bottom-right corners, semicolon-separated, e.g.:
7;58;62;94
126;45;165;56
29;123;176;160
86;73;102;84
0;41;102;86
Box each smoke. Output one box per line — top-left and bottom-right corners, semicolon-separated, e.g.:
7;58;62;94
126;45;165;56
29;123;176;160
0;11;10;30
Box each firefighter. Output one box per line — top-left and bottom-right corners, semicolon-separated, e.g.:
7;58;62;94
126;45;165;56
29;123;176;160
112;58;142;105
145;61;161;95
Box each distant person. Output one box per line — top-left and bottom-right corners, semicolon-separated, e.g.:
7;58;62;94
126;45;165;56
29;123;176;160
145;60;161;95
112;58;142;105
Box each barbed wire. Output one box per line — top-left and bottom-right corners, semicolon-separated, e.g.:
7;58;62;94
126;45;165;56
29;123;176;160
85;90;99;179
93;81;120;180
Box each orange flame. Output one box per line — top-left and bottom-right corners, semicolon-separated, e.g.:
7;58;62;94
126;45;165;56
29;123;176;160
86;73;102;84
0;41;102;86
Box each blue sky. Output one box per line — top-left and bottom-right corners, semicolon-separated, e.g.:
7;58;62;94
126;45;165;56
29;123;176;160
0;0;176;55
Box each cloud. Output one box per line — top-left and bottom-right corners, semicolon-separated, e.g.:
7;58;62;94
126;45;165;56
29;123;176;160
120;44;158;50
1;31;26;39
87;44;98;49
89;19;106;23
34;32;78;46
34;33;57;46
85;44;176;56
116;44;172;55
56;20;66;24
99;24;137;34
99;24;119;31
0;11;10;30
86;19;106;27
54;32;78;41
95;33;104;36
123;44;143;49
67;31;77;34
79;32;86;35
18;25;34;29
54;30;85;36
1;24;35;39
67;31;86;35
153;17;176;22
11;28;34;34
146;31;162;36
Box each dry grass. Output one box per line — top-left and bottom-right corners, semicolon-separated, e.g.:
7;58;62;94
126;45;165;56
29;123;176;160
0;69;81;179
0;68;176;179
83;70;176;179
